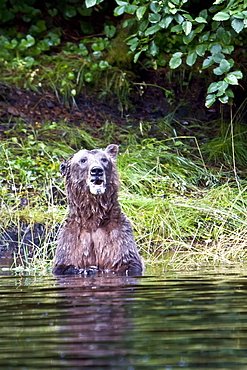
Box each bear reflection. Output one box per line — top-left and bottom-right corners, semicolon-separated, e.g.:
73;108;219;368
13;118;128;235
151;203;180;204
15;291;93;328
55;272;138;368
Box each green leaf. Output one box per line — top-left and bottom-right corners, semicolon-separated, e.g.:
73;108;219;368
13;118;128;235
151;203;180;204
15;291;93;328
199;31;210;42
136;6;147;20
157;55;166;66
213;0;225;4
114;5;126;16
133;46;148;62
186;51;197;66
85;0;97;7
174;14;184;24
78;6;91;16
194;24;205;34
212;52;224;63
195;17;207;23
233;12;244;20
127;38;139;51
139;20;149;32
145;24;161;35
25;56;35;67
104;25;116;38
183;30;195;44
196;44;208;56
217;80;228;94
5;39;18;49
125;4;138;14
207;82;219;94
224;74;239;85
231;19;244;33
123;19;135;29
171;24;182;33
213;11;230;21
169;52;183;69
216;27;231;44
222;45;234;54
149;13;161;23
64;6;77;18
67;72;75;80
91;40;105;51
149;40;159;56
133;50;142;63
199;9;208;19
205;94;216;107
150;2;161;13
213;66;224;76
48;8;58;17
99;60;110;69
218;59;231;73
219;94;229;104
115;0;128;5
182;20;192;35
168;1;175;8
184;14;194;22
85;72;92;82
202;56;214;69
225;89;234;98
231;70;243;79
210;43;222;54
126;36;138;46
159;15;173;28
19;35;35;50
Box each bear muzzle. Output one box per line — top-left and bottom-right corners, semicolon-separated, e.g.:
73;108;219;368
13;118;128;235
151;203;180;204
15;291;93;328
88;166;106;195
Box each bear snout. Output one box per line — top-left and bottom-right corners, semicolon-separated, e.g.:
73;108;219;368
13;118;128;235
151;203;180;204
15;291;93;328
90;166;104;178
88;166;106;195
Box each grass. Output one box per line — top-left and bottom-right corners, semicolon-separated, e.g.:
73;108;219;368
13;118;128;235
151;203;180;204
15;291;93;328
1;119;247;273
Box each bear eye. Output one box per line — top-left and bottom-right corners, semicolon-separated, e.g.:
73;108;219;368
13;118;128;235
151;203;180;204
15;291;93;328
80;158;87;164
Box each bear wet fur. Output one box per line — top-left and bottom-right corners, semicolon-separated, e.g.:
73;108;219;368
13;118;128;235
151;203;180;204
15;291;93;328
52;144;144;276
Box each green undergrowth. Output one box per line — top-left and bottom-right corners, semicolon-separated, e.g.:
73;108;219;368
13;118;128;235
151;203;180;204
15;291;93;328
1;120;247;273
1;52;133;111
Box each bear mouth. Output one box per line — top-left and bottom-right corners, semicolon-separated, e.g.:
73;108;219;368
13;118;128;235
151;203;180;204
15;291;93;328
89;177;106;195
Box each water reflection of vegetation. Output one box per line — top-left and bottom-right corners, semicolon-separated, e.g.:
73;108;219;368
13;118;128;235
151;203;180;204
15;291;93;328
127;268;247;369
1;269;247;368
1;120;247;272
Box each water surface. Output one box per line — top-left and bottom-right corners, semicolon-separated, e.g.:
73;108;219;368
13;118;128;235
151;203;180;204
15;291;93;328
1;265;247;369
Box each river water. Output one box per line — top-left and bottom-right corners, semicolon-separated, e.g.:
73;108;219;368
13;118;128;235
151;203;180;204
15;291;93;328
1;264;247;369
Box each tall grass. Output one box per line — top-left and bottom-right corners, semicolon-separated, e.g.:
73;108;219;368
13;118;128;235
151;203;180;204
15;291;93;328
1;120;247;272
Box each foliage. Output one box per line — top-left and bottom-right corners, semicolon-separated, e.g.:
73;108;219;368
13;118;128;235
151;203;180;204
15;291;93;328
88;0;246;107
0;0;119;104
0;0;246;108
119;0;246;107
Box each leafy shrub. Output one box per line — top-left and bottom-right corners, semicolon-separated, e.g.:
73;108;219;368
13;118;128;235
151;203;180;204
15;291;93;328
1;0;246;108
87;0;247;107
113;0;246;107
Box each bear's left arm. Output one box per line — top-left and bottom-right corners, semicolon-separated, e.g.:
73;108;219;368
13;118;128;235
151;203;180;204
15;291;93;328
109;218;144;275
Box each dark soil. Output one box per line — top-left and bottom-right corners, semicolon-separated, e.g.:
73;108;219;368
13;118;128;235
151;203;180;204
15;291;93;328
0;69;221;140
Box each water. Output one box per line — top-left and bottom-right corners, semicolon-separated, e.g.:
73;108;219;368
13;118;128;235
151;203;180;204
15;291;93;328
1;266;247;369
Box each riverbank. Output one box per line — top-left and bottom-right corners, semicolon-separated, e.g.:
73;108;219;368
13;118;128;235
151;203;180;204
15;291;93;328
1;110;247;272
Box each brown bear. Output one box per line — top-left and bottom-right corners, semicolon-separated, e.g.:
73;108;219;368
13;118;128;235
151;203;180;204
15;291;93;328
52;144;144;276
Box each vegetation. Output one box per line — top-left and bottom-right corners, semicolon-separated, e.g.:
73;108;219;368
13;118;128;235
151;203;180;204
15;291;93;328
1;0;247;272
1;120;247;273
0;0;246;107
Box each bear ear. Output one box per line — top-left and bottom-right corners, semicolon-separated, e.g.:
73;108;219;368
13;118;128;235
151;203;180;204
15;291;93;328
60;161;69;176
105;144;119;160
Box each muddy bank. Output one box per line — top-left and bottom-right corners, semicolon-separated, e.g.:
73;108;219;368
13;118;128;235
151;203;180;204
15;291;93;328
0;70;220;136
